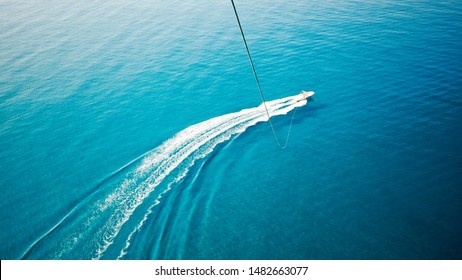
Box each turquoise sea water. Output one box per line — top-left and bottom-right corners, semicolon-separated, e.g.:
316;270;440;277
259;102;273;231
1;0;461;259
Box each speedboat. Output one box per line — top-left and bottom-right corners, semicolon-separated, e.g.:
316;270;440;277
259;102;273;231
296;90;315;102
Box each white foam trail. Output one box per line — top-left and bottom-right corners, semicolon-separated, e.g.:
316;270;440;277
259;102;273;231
23;93;309;259
113;95;308;259
96;99;300;258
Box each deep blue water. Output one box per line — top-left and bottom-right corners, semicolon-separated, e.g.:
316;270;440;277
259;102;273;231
1;0;461;259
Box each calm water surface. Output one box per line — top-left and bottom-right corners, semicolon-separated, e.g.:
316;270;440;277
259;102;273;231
1;0;461;259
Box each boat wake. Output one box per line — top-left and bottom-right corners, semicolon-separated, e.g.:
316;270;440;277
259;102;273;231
21;93;309;259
